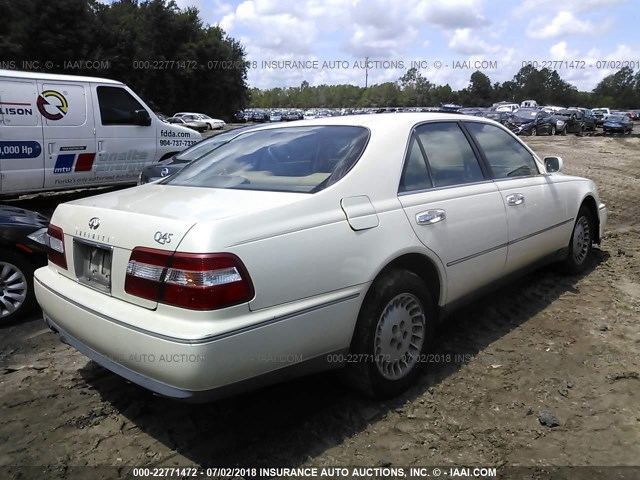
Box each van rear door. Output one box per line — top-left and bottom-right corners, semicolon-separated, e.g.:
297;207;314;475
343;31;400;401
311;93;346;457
40;81;97;190
92;84;157;184
0;78;45;194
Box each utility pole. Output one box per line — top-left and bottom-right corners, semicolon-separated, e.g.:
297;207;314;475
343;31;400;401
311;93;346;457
365;56;369;88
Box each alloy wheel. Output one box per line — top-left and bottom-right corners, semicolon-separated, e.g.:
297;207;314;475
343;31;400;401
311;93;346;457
374;293;425;381
0;262;28;319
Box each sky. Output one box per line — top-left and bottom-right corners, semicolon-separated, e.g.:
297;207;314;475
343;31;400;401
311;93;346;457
176;0;638;91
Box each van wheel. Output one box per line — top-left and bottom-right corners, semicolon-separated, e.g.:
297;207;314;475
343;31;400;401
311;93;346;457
560;207;594;275
0;250;36;324
345;269;434;398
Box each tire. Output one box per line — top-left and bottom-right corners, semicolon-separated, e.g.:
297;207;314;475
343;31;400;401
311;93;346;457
578;126;585;137
0;250;36;324
550;126;556;136
344;269;435;398
561;127;567;136
559;206;594;275
531;127;537;136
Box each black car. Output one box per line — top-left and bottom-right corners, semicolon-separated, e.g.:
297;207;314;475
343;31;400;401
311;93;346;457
578;108;597;131
505;109;555;135
0;206;49;323
591;109;609;126
551;110;588;135
602;115;634;134
482;111;512;125
138;125;261;184
251;111;270;123
234;111;249;123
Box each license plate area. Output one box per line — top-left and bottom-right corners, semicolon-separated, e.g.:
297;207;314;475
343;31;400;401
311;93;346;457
73;239;113;294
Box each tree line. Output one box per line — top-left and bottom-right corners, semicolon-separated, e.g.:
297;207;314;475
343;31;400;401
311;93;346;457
1;0;638;114
250;66;640;110
0;0;249;118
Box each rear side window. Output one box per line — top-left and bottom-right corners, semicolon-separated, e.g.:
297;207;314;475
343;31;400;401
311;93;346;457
165;126;370;193
399;135;432;192
415;122;485;188
465;122;539;178
97;86;145;125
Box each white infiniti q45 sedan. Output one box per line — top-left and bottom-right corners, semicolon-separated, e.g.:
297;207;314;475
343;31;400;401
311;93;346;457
34;113;607;400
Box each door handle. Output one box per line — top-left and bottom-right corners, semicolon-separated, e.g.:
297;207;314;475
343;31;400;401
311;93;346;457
416;209;446;225
48;143;54;155
506;193;525;206
97;141;104;154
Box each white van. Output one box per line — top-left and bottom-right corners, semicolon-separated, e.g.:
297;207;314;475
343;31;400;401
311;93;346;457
492;102;520;113
0;70;201;195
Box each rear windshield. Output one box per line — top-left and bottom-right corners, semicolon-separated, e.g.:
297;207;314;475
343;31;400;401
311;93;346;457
175;130;247;162
164;126;370;193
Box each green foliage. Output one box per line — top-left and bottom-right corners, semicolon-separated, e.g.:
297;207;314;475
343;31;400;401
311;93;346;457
592;66;639;108
2;0;248;119
250;65;640;110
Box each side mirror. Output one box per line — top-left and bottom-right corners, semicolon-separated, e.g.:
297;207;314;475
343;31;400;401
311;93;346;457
544;156;564;173
133;109;152;126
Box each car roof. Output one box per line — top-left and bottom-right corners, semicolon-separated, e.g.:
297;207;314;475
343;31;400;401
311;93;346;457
238;112;496;133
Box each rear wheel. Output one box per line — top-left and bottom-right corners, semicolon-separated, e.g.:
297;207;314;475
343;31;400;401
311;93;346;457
560;206;594;275
531;127;537;136
345;269;434;398
0;250;36;324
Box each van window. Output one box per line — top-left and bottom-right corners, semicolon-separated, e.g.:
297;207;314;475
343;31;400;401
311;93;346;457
97;86;145;125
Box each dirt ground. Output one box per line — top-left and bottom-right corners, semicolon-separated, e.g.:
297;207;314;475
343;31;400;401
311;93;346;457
1;134;639;479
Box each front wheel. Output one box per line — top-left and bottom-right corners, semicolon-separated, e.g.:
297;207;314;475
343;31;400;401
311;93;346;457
559;206;594;275
345;269;434;398
531;127;537;136
550;126;556;136
0;250;36;324
561;127;567;136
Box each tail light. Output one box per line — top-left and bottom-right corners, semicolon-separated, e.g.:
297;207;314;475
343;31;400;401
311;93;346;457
125;248;254;310
47;224;67;269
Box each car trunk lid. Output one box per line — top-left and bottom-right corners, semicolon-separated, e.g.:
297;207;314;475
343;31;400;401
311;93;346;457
50;184;306;309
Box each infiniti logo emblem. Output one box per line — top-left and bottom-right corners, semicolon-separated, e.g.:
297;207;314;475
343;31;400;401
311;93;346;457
88;217;100;230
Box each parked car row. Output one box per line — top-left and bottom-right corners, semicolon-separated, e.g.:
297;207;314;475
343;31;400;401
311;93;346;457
235;109;305;123
231;105;636;136
479;107;632;136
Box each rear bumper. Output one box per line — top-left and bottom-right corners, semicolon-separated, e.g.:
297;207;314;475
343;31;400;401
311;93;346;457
34;267;363;401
